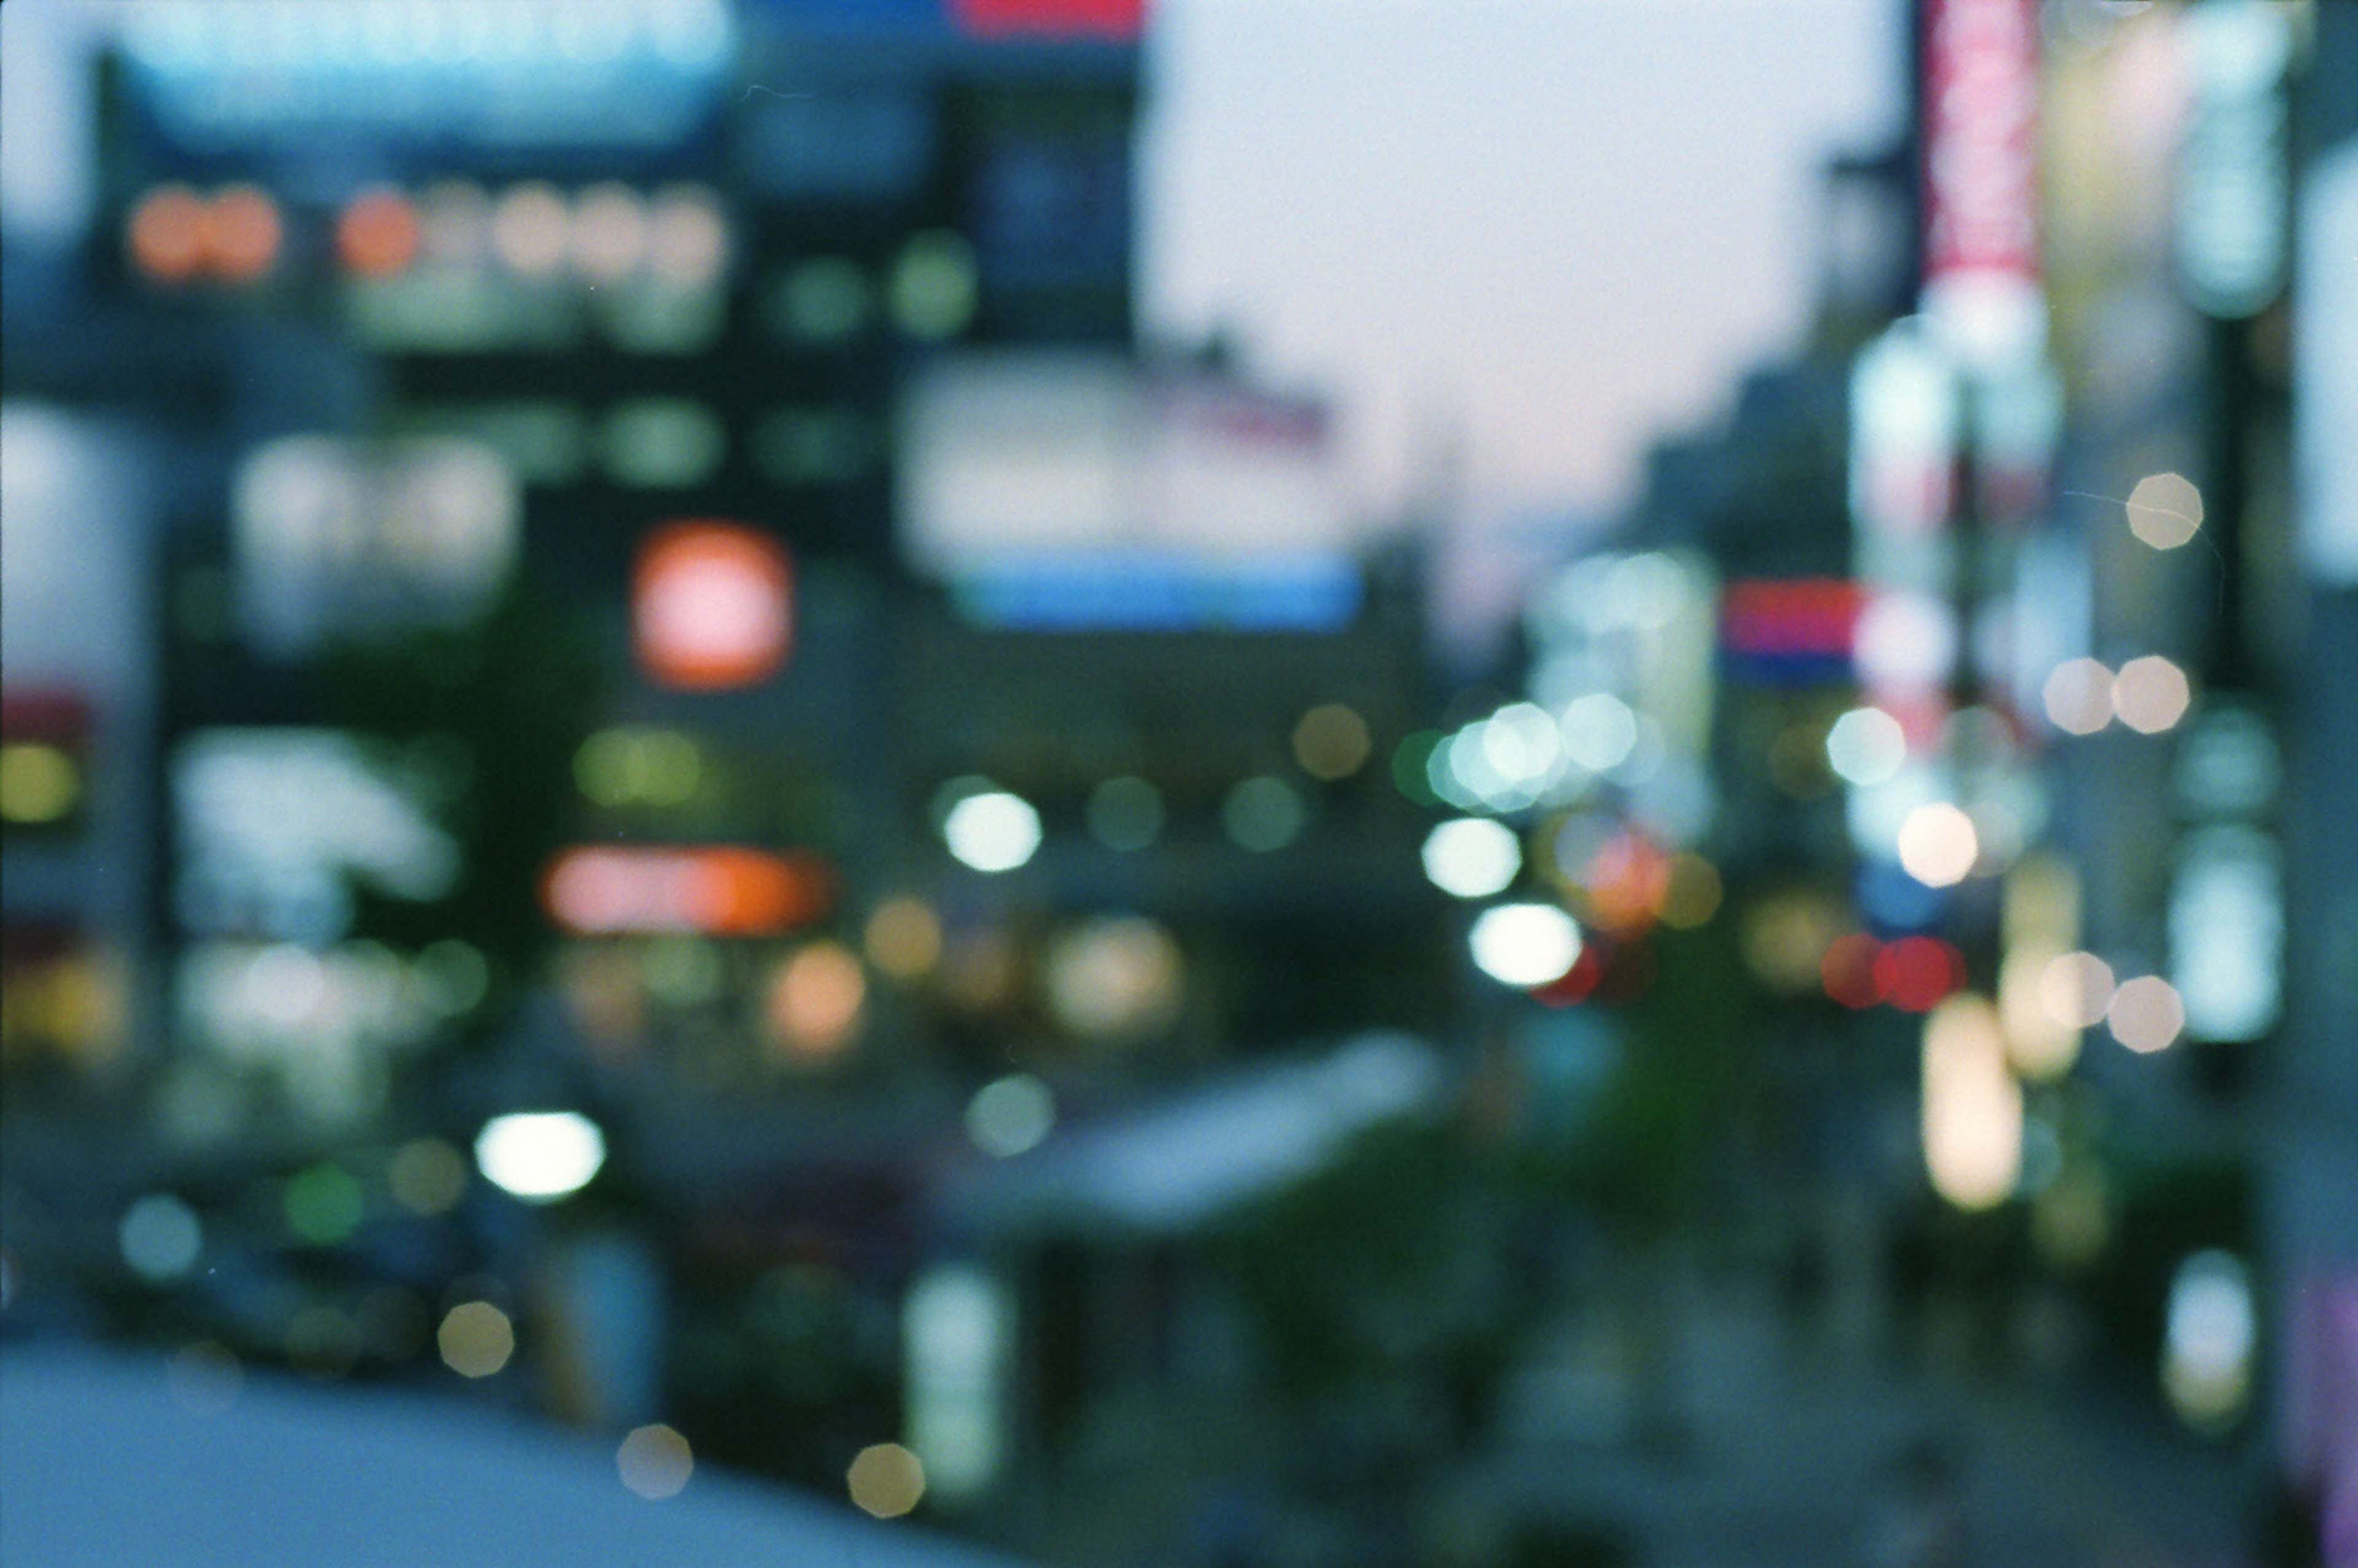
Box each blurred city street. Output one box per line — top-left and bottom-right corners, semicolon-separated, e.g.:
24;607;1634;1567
4;1;2355;1565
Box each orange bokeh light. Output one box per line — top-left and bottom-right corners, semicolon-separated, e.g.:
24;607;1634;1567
128;185;211;283
205;185;283;282
543;845;834;936
338;188;422;278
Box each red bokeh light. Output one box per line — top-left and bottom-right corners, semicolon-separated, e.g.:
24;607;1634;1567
1821;932;1885;1009
633;522;793;690
1875;935;1966;1012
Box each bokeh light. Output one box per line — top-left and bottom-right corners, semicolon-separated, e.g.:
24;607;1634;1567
2162;1251;2254;1432
2114;654;2193;734
647;185;730;288
967;1073;1056;1157
2107;974;2185;1054
1821;931;1886;1010
570;182;649;283
437;1300;514;1378
767;941;866;1059
284;1162;365;1245
2043;657;2115;735
618;1424;695;1499
1421;817;1522;899
1223;775;1305;852
1999;945;2082;1080
2126;472;2204;550
1824;706;1908;786
491;181;571;275
475;1111;607;1201
1896;801;1979;887
889;230;976;338
944;790;1042;872
847;1443;927;1518
1293;702;1372;780
1875;935;1966;1013
128;184;211;282
119;1193;203;1282
389;1136;472;1207
1658;853;1724;930
337;187;421;277
1560;692;1637;774
1921;993;2021;1212
204;185;282;282
1469;903;1582;988
2037;950;2115;1030
1087;775;1165;851
1044;916;1182;1038
0;742;80;823
865;896;943;980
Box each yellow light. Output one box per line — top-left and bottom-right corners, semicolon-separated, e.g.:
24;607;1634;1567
1044;917;1183;1039
617;1424;695;1499
865;897;943;980
2126;472;2203;550
847;1443;926;1518
437;1300;514;1378
0;742;80;823
2107;975;2185;1054
1999;944;2081;1081
1659;854;1724;930
1897;801;1979;887
1921;993;2021;1211
1292;703;1372;781
2114;655;2193;734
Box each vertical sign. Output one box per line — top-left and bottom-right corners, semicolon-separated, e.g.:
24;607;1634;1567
1921;0;2044;373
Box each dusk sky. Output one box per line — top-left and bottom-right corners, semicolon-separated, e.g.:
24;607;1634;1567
1;0;1906;524
1138;0;1906;521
